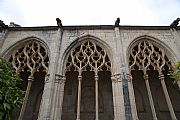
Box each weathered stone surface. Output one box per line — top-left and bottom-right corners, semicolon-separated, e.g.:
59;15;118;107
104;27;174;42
0;25;180;120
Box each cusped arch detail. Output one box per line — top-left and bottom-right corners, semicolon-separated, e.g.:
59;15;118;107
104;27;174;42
61;35;113;75
2;37;50;76
1;36;50;59
126;35;178;67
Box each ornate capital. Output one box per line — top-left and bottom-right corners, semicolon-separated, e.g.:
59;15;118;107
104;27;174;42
111;74;121;83
143;74;149;81
126;74;133;82
95;75;99;81
28;76;34;82
45;74;50;83
55;74;66;84
78;75;82;81
159;74;165;80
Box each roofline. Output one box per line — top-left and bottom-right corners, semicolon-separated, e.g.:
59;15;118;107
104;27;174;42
7;25;180;31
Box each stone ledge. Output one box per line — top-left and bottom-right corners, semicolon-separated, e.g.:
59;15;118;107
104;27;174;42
7;25;180;31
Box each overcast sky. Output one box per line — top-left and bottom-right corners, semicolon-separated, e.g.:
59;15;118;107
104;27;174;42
0;0;180;27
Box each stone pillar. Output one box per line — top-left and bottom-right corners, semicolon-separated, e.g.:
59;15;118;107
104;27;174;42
144;74;157;120
18;76;34;120
95;75;99;120
159;74;177;120
122;73;133;120
111;74;125;120
38;28;63;120
126;74;139;120
76;75;82;120
53;74;66;120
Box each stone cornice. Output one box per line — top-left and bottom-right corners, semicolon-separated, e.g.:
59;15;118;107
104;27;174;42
7;25;180;31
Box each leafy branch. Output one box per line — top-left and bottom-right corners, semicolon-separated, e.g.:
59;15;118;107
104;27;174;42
168;62;180;83
0;58;24;120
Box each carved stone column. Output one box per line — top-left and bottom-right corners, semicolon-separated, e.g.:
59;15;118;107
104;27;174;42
126;74;139;120
18;76;34;120
144;74;157;120
111;74;125;120
76;75;82;120
95;75;99;120
159;74;177;120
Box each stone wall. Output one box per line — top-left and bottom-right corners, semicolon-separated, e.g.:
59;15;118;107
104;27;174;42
0;25;180;120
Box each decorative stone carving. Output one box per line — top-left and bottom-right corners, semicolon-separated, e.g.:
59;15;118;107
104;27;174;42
56;18;62;27
65;40;111;73
0;20;8;32
9;22;21;27
129;40;171;74
115;18;120;27
45;74;50;83
125;74;133;82
55;74;66;84
111;74;121;83
170;18;180;29
9;41;49;76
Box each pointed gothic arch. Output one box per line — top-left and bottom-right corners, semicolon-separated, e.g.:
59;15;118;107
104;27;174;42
3;38;49;120
61;39;114;120
128;38;180;120
60;35;113;75
127;35;178;65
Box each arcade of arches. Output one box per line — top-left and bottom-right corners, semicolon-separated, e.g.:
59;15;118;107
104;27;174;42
6;39;180;120
129;40;180;120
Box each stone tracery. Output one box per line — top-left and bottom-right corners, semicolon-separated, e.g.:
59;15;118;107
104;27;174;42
129;40;177;120
64;40;112;120
8;41;49;120
65;40;111;73
9;41;49;76
129;40;171;74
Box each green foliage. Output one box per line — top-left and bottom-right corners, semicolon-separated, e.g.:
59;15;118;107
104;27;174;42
168;62;180;83
0;58;24;120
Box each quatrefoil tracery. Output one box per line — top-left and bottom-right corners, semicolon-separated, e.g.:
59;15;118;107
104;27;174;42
129;41;171;74
9;41;49;76
65;41;111;73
